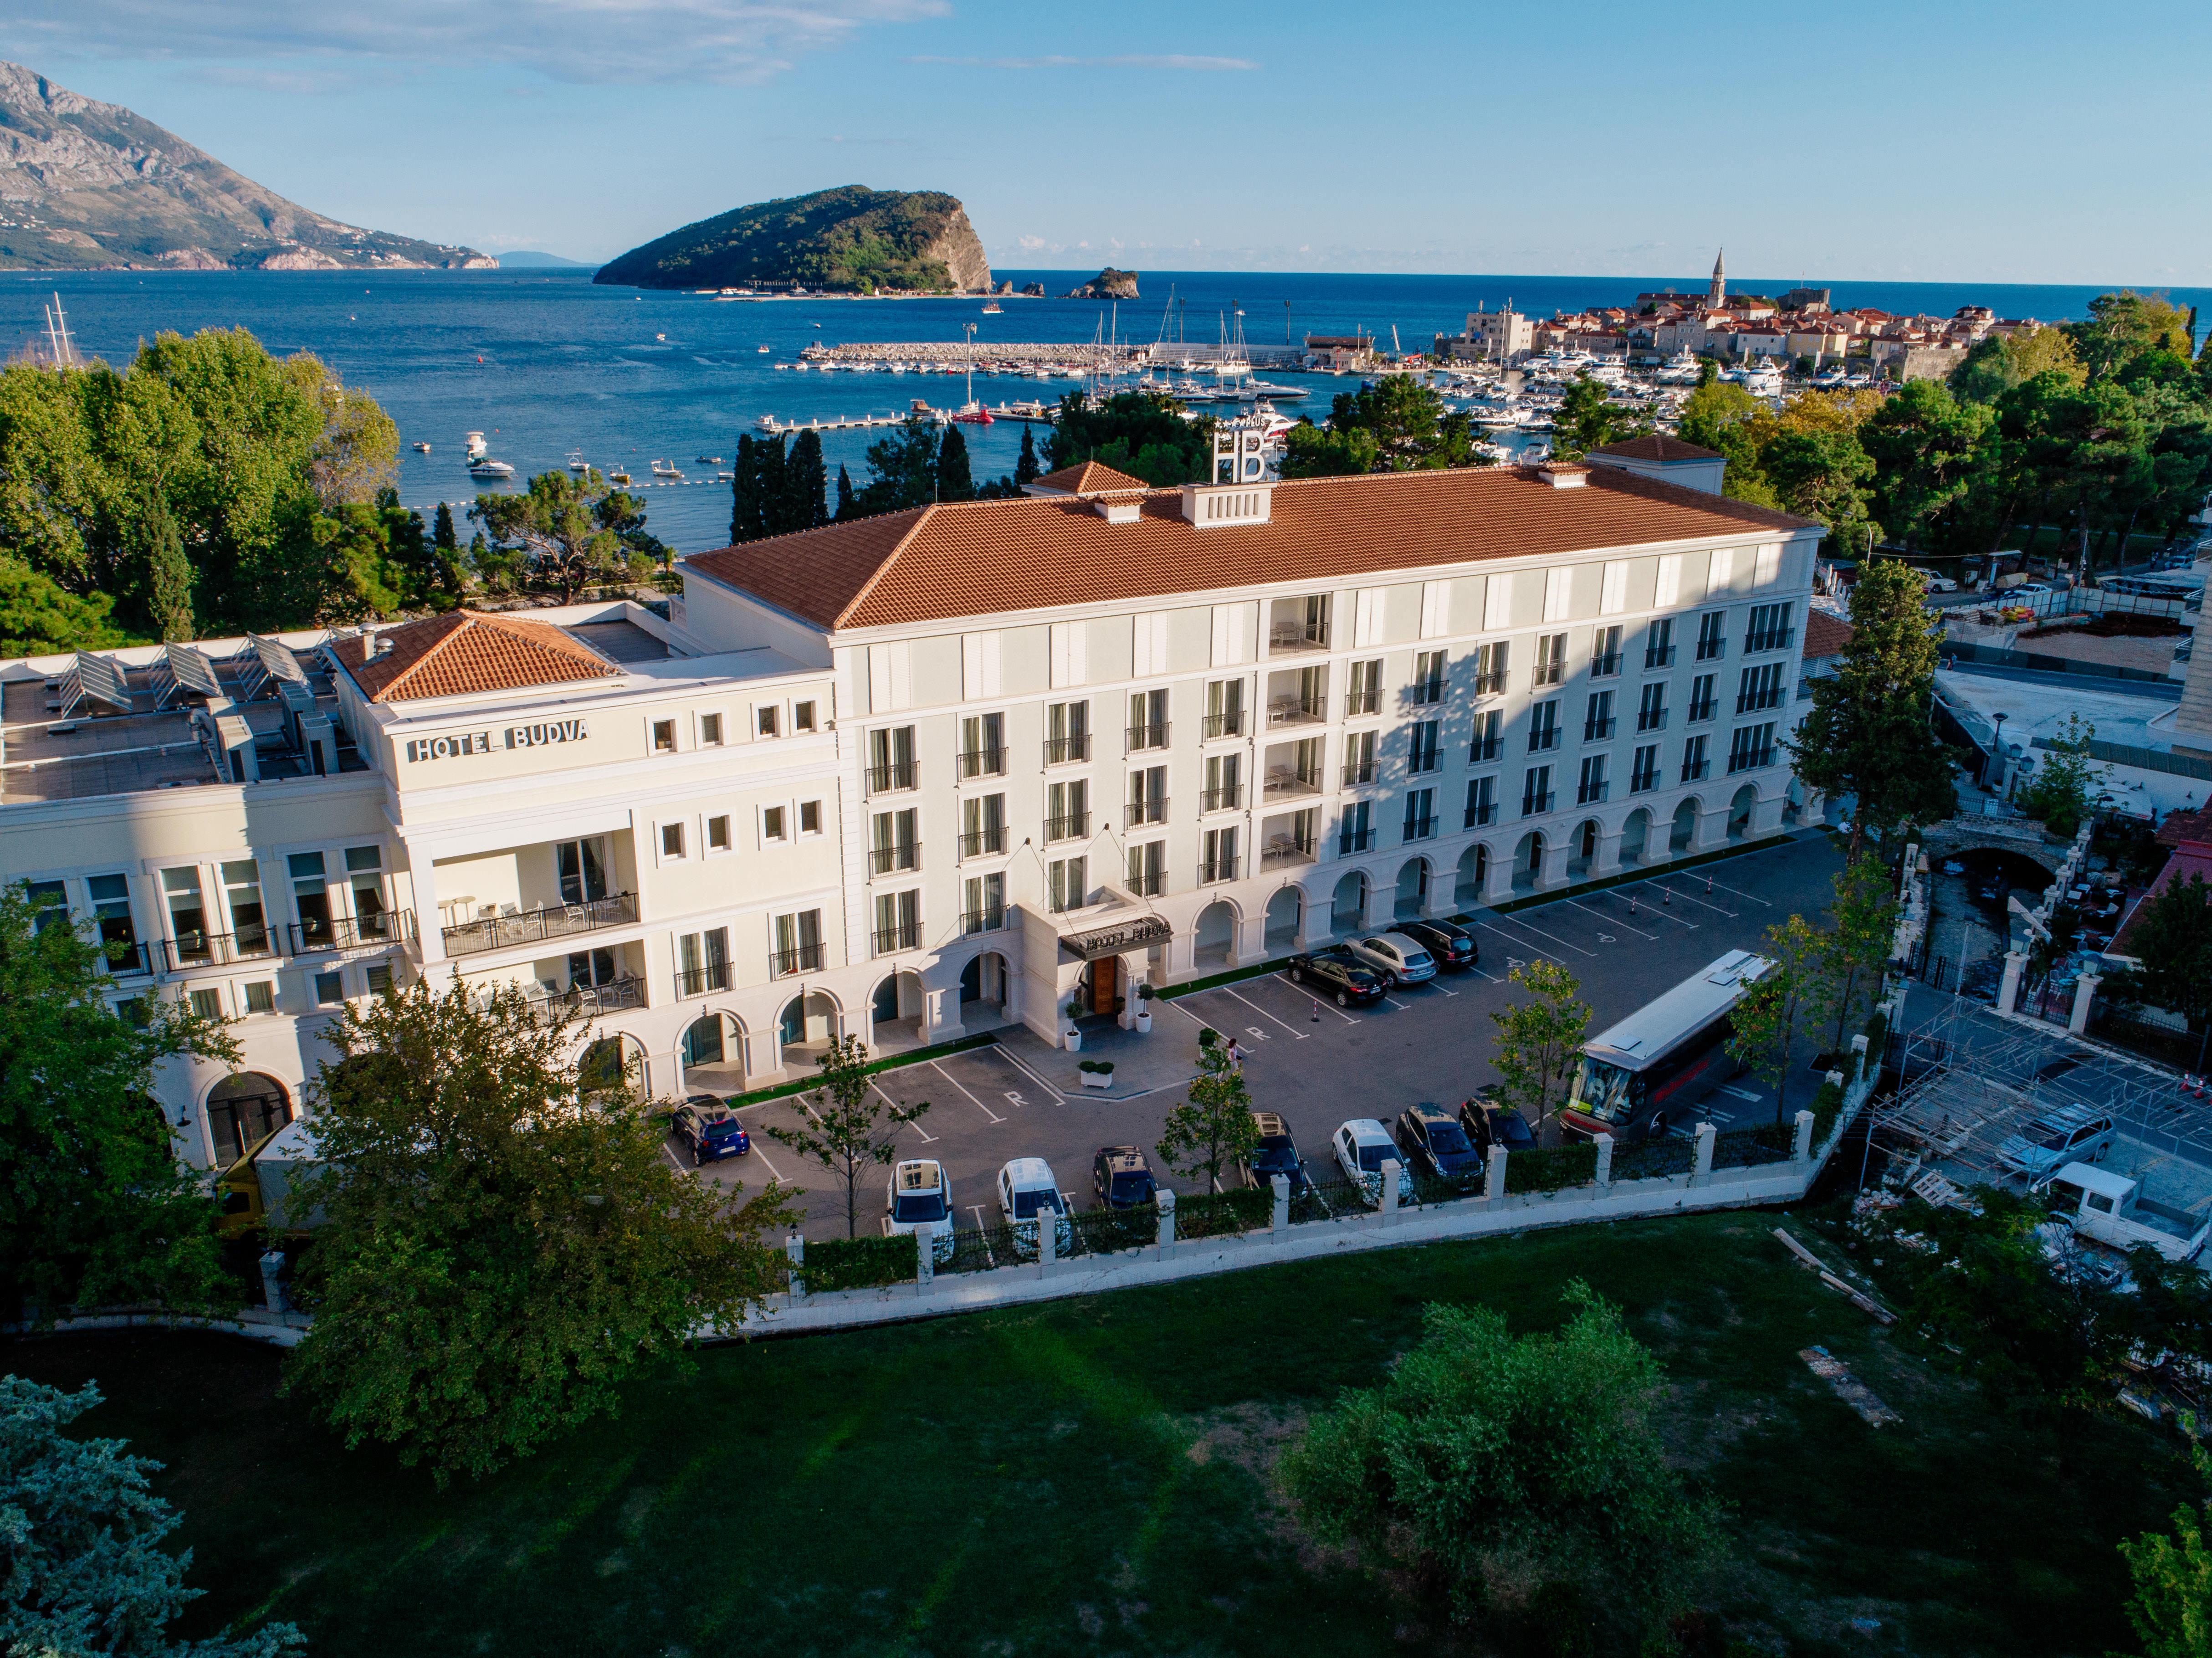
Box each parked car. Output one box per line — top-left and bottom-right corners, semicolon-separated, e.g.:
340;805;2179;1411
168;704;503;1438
997;1157;1075;1256
1333;1118;1416;1208
1393;919;1479;971
1093;1146;1157;1209
1997;1103;2116;1183
671;1096;749;1164
1460;1096;1537;1155
1286;948;1388;1007
1344;932;1439;986
1397;1103;1486;1184
1246;1110;1309;1194
883;1158;955;1263
1923;575;1959;594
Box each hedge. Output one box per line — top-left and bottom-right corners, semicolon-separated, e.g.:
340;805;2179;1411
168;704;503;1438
1509;1142;1598;1194
802;1233;915;1292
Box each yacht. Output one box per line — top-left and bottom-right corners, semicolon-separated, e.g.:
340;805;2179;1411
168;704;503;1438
567;452;589;473
981;300;1004;314
468;457;514;479
463;430;487;460
649;459;682;478
1741;361;1785;396
411;440;431;453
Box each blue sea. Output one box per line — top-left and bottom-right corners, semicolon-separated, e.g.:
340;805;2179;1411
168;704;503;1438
7;268;2208;556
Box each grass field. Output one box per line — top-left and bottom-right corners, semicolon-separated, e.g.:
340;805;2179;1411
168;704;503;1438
5;1210;2192;1657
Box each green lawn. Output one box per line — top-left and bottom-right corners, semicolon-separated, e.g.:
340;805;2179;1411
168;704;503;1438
6;1210;2190;1657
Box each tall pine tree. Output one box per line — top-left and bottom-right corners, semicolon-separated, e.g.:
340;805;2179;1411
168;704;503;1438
141;495;194;644
936;425;975;501
835;464;856;521
784;429;829;530
1015;424;1040;486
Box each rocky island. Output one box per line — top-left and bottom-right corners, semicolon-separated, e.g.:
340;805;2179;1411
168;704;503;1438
0;60;492;271
594;186;992;294
1065;268;1140;299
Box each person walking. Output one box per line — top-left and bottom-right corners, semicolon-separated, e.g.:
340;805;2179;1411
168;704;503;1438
1225;1037;1244;1070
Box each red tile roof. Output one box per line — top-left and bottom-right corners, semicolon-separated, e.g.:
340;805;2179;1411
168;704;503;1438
1026;461;1151;496
683;465;1815;633
2112;845;2212;958
331;610;622;703
1802;610;1855;660
1588;435;1722;464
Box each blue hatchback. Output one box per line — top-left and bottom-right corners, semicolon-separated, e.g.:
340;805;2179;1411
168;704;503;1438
673;1097;750;1165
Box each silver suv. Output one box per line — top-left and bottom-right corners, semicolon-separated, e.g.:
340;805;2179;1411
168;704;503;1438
1997;1104;2115;1183
1344;932;1438;986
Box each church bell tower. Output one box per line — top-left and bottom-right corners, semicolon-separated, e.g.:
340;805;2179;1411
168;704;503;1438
1708;247;1726;308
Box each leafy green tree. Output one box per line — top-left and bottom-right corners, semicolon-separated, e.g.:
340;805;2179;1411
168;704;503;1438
1280;1286;1720;1632
1859;378;1992;550
1488;960;1590;1133
284;979;796;1484
1278;420;1379;479
1044;390;1211;485
1761;426;1877;549
1823;854;1900;1050
0;1376;303;1658
1676;380;1782;508
2017;712;2098;836
1154;1041;1260;1193
1549;372;1649;461
1951;330;2086;404
2068;290;2198;386
0;881;239;1323
854;418;945;512
138;492;194;643
1323;375;1475;471
0;553;128;654
763;1034;929;1238
1729;913;1829;1124
2117;1436;2212;1658
1785;558;1956;854
935;422;974;501
472;468;631;603
2102;874;2212;1039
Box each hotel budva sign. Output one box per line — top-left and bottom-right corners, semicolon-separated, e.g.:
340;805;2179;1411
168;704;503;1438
403;718;590;764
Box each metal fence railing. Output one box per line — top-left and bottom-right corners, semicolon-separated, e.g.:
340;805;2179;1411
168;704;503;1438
1711;1124;1794;1170
1610;1136;1696;1181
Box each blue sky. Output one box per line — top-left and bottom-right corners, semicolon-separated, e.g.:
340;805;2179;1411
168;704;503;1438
4;0;2206;283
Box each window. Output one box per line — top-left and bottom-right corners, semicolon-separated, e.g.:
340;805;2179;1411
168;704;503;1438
189;987;224;1021
762;806;789;843
221;860;273;957
1591;625;1623;677
1629;744;1661;793
794;700;817;733
1343;728;1378;787
868;725;917;790
1411;650;1447;705
1275;665;1326;724
1203;752;1243;812
661;822;687;860
1339;799;1375;855
1203;677;1246;738
1126;688;1168;751
678;927;730;996
1636;682;1668;732
1745;602;1794;654
1407;721;1442;778
555;838;610;904
314;971;344;1006
26;879;67;934
1695;610;1727;661
163;867;210;964
870;808;919;874
1687;673;1718;723
1346;658;1382;716
570;947;620;990
1046;779;1091;841
963;872;1006;934
961;793;1007;857
1577;755;1608;805
707;814;732;852
1644;618;1676;670
344;847;388;941
365;962;394;997
1521;766;1554;817
1680;734;1711;782
88;873;135;961
1736;661;1787;713
959;712;1004;778
1402;788;1437;841
1045;701;1090;764
1128;766;1168;826
1200;826;1239;883
1532;633;1567;687
243;980;276;1014
1127;839;1167;897
1048;856;1088;912
1728;722;1777;774
757;705;780;738
653;719;677;753
1464;775;1498;828
873;889;922;955
772;910;824;975
1473;640;1510;695
1470;708;1504;763
699;712;723;747
799;800;823;835
1582;690;1615;742
1528;699;1561;753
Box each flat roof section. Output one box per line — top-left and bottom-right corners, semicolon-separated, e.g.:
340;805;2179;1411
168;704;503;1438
564;619;669;664
2;679;217;803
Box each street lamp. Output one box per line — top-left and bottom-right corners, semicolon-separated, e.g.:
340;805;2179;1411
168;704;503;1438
1988;711;2007;793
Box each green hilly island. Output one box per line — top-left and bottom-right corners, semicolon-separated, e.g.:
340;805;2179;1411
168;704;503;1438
594;185;993;294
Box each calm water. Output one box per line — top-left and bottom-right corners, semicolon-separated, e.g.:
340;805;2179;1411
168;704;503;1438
8;268;2208;555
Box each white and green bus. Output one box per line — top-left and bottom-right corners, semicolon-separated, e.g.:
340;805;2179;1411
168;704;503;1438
1560;950;1773;1142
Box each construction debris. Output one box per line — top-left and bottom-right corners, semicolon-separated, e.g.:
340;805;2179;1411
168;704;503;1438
1801;1346;1901;1426
1773;1228;1898;1324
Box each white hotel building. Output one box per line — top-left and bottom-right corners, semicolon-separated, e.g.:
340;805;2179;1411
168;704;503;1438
0;435;1824;1172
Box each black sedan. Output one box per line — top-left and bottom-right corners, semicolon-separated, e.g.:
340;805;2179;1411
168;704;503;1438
672;1097;750;1165
1285;948;1388;1007
1397;1104;1486;1184
1460;1097;1537;1155
1393;920;1480;971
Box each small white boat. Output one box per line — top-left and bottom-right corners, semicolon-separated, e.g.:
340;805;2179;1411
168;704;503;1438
696;455;723;465
463;430;487;460
756;344;771;353
469;458;515;479
981;300;1003;314
412;441;431;453
654;333;668;342
649;459;682;478
567;452;588;473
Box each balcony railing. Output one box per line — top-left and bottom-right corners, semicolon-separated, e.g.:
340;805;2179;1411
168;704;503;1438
1637;710;1668;733
673;962;732;998
1044;812;1092;842
1680;759;1711;783
1269;625;1328;653
1126;796;1170;826
1464;800;1497;829
1590;652;1622;678
868;845;920;875
873;921;923;956
162;926;282;971
1583;717;1617;742
522;975;646;1017
1696;636;1726;661
1745;628;1796;654
1201;786;1243;813
1338;826;1377;855
1342;760;1377;788
1522;790;1556;816
1403;815;1437;841
1630;766;1661;793
1265;768;1322;798
770;942;826;977
1201;711;1245;739
961;906;1006;936
958;827;1007;858
1644;644;1677;669
1736;687;1785;714
1261;836;1316;867
1043;735;1091;765
290;910;417;957
443;891;638;958
958;747;1005;779
1125;723;1170;752
1470;735;1504;763
865;760;918;792
100;939;154;977
1198;856;1241;883
1126;868;1167;896
1528;728;1560;753
1577;780;1610;805
1472;669;1508;695
1344;687;1380;717
1687;696;1718;723
1268;699;1324;727
1730;746;1779;773
1531;661;1565;688
1408;680;1446;706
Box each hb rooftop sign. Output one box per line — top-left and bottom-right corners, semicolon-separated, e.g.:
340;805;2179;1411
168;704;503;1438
404;718;590;764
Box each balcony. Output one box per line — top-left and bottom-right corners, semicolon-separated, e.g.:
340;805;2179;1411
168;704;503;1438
1201;711;1246;740
1342;759;1377;788
1126;868;1167;896
1577;780;1610;805
1745;627;1795;655
1687;696;1718;723
1043;735;1091;766
1472;669;1508;696
868;845;920;875
1736;687;1785;715
1198;856;1241;884
865;760;918;792
444;891;639;958
521;975;646;1017
1531;661;1565;689
1644;644;1677;669
1045;812;1092;842
289;910;417;957
1680;759;1711;783
1268;622;1328;654
1522;790;1556;816
673;962;732;998
1267;697;1325;728
1262;834;1316;868
1464;800;1497;829
958;827;1007;858
1344;687;1380;718
1590;652;1622;678
873;920;923;956
1469;735;1504;763
1630;766;1660;793
1201;785;1244;813
961;906;1006;936
1637;711;1668;733
1583;717;1617;742
1403;815;1438;841
162;926;282;972
1696;637;1725;662
771;942;826;977
1408;680;1446;706
1338;826;1377;855
1528;729;1560;754
1125;723;1170;752
1126;796;1170;827
99;939;154;977
958;747;1005;779
1264;767;1322;799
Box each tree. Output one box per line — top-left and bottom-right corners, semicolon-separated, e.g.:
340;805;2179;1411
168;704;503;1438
763;1034;929;1238
0;881;238;1323
1488;960;1590;1133
1786;557;1956;853
283;980;795;1484
2017;712;2098;836
783;427;829;529
834;462;856;520
471;468;628;603
1761;426;1878;549
0;1376;303;1658
1279;1286;1720;1633
1729;913;1828;1124
1155;1041;1260;1194
0;553;128;655
1549;373;1649;462
1859;379;1992;550
1321;376;1475;471
2103;874;2212;1039
1676;379;1783;509
1278;420;1379;479
139;491;194;643
1014;423;1040;486
935;422;974;501
1823;854;1900;1050
2068;291;2197;386
853;418;944;513
1044;389;1212;483
2118;1437;2212;1658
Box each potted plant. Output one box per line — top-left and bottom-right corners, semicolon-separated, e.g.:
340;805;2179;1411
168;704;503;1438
1078;1059;1116;1090
1135;983;1155;1034
1065;996;1085;1052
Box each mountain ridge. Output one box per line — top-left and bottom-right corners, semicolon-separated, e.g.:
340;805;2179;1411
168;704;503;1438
594;186;990;294
0;60;493;272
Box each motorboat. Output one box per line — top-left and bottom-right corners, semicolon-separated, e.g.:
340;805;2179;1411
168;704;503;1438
567;451;588;473
696;454;724;465
609;470;632;486
756;344;771;353
468;457;514;479
463;430;487;460
412;441;431;453
649;459;682;478
950;404;995;425
981;300;1004;314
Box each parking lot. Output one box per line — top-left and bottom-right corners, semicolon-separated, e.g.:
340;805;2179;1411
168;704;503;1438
671;834;1846;1240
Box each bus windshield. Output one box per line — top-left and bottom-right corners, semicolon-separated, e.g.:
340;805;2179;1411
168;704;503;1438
1572;1056;1637;1123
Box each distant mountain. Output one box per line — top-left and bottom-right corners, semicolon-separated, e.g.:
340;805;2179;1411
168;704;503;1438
0;60;493;272
594;186;990;294
496;251;595;269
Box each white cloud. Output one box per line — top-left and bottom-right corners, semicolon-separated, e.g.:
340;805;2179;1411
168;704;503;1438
1;0;947;86
905;53;1256;70
1017;234;1045;251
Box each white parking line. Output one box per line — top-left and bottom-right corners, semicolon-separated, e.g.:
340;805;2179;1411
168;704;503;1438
748;1142;789;1184
930;1060;1005;1123
1385;995;1413;1010
876;1083;938;1141
1215;982;1311;1039
662;1145;689;1174
1271;972;1362;1023
1563;897;1657;940
1698;873;1772;906
1492;910;1602;957
1639;878;1734;917
1480;914;1589;961
992;1044;1069;1106
1605;884;1702;928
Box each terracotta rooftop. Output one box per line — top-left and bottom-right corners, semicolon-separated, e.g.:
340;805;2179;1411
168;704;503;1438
331;610;622;703
2112;845;2212;959
1025;461;1151;497
1802;610;1855;660
1587;435;1722;464
683;465;1816;633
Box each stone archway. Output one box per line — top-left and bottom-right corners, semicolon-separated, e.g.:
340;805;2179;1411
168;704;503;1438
1393;858;1431;919
1264;886;1304;951
1194;900;1238;969
1620;806;1654;867
776;990;839;1066
1455;843;1488;907
959;951;1014;1028
681;1012;746;1096
1670;797;1701;854
1512;830;1545;893
1567;818;1602;880
1728;784;1759;841
1331;871;1367;932
204;1072;293;1168
579;1034;645;1103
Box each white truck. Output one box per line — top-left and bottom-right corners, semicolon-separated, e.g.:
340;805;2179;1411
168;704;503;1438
2049;1162;2212;1263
